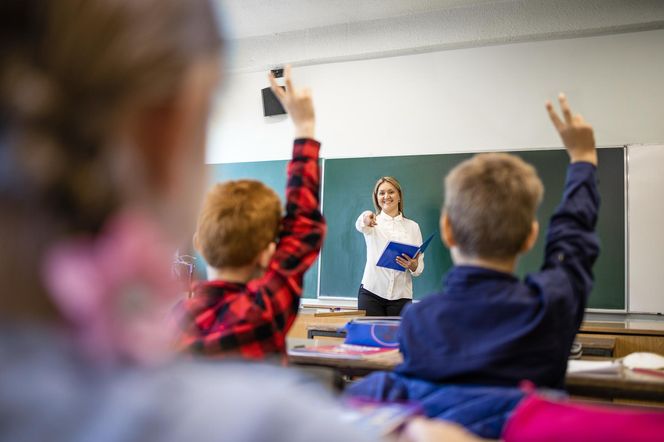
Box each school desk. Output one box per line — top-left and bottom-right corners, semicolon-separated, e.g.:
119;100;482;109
575;335;616;357
298;319;663;357
287;310;364;342
287;338;403;377
302;329;618;358
565;367;664;403
306;323;347;339
286;339;664;404
578;321;664;358
300;302;361;311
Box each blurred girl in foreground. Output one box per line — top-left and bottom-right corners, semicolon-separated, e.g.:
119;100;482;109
0;1;374;440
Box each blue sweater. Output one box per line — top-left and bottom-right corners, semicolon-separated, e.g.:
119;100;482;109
396;162;600;389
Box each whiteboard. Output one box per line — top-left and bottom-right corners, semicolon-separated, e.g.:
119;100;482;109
628;144;664;314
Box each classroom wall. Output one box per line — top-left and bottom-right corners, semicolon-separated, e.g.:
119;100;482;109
208;29;664;164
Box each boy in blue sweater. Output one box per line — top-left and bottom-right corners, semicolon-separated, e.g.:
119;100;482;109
347;95;600;436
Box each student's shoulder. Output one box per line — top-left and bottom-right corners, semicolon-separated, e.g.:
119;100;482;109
402;293;444;319
174;281;228;316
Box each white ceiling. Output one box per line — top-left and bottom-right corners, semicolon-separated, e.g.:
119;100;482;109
219;0;503;39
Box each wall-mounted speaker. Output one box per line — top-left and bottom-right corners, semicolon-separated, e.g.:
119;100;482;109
261;86;286;117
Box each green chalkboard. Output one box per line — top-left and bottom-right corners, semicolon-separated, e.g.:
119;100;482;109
321;148;625;310
204;160;319;298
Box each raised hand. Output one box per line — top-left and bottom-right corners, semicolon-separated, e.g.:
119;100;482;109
363;212;377;227
546;93;597;166
268;65;315;139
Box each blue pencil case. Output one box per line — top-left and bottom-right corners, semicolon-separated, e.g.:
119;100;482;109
341;318;401;348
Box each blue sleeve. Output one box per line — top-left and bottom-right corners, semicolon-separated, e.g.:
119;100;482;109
541;162;600;301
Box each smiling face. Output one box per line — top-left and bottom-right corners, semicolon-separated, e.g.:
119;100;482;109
376;181;401;216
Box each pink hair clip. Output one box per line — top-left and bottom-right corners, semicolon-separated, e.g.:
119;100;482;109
43;210;180;366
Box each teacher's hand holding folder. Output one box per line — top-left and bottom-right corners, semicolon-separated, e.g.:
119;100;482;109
395;250;421;272
377;234;435;272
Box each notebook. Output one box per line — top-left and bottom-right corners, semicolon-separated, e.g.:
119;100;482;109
376;233;434;272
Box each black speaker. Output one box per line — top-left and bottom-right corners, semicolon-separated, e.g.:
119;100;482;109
261;86;286;117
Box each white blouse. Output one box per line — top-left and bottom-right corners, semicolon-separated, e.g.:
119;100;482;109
355;211;424;301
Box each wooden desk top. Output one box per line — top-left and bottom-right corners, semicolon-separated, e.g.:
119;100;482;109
312;309;365;317
305;321;664;340
287;338;402;375
566;368;664;402
301;302;359;310
575;335;615;347
580;321;664;336
287;340;664;402
288;351;403;376
303;319;664;335
306;323;347;332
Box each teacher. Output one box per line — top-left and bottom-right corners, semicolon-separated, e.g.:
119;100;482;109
355;176;424;316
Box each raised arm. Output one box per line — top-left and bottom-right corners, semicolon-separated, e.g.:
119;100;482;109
541;94;600;299
247;66;326;338
266;65;324;271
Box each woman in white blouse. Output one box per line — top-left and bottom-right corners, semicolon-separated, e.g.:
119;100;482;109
355;176;424;316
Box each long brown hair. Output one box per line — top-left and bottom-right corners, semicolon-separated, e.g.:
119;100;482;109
0;0;224;319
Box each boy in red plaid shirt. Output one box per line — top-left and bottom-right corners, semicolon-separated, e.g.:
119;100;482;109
175;66;325;359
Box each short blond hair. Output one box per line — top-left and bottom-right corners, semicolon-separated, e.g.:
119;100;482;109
196;180;282;268
444;153;544;259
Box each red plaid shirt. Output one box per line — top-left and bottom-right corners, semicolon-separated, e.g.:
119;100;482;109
174;139;325;359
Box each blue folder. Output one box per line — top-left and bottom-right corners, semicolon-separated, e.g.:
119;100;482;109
376;233;435;272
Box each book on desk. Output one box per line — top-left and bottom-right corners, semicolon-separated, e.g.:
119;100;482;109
289;344;399;360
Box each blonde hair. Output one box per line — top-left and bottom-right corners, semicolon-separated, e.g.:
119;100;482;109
444;153;544;259
372;176;404;215
196;180;282;268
